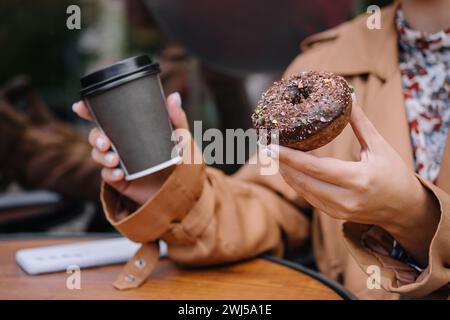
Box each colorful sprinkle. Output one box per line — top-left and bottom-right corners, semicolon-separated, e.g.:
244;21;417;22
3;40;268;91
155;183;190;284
257;116;265;125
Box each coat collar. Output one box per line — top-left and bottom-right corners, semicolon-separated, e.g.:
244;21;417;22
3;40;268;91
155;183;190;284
301;2;400;81
301;2;415;168
300;1;450;192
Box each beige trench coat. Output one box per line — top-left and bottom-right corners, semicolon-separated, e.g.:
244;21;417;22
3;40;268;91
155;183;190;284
101;3;450;299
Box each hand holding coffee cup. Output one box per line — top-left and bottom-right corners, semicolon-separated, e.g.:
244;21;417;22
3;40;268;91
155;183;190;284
75;55;188;205
73;92;188;205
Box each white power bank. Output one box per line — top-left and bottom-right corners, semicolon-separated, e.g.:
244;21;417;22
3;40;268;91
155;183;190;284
16;237;168;275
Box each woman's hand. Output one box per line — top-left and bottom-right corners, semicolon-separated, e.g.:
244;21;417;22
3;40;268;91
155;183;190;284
72;92;188;205
272;104;440;265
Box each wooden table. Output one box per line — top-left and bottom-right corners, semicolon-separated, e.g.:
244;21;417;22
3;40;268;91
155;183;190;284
0;236;351;300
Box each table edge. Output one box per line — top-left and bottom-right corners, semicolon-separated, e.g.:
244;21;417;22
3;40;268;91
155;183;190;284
1;233;355;300
261;255;355;300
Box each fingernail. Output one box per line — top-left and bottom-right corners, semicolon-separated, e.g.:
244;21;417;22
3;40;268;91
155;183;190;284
112;169;122;178
351;92;357;103
104;153;115;164
72;102;79;112
96;137;105;149
172;92;182;108
265;148;274;158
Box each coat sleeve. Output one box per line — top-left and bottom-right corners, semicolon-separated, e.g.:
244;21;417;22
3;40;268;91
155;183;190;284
98;34;329;269
101;140;310;266
343;175;450;299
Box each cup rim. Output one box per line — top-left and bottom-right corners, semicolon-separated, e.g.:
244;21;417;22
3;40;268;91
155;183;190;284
80;55;160;98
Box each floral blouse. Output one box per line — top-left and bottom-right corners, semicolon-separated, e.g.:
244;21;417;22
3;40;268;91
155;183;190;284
361;11;450;282
397;10;450;184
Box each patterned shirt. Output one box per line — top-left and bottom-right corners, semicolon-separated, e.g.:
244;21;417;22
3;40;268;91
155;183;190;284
381;10;450;272
397;10;450;184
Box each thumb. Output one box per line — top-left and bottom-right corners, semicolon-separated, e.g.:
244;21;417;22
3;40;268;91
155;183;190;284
166;92;189;130
350;103;380;151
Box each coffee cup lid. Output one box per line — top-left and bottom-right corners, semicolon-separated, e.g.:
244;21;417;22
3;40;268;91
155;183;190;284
80;55;160;97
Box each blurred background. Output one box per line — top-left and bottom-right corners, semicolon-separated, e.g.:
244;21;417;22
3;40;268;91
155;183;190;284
0;0;391;235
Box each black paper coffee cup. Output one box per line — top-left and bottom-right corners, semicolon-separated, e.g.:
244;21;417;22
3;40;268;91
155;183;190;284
80;55;181;181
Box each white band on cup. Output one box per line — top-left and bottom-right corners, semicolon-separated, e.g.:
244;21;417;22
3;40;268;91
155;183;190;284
124;156;183;181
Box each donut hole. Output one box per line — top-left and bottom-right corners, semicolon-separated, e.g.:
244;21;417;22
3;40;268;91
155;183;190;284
284;85;310;104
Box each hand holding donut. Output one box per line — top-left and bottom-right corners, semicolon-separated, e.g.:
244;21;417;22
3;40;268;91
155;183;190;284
270;103;440;265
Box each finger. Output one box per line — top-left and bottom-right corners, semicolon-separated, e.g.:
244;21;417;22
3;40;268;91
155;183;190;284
279;163;345;216
350;104;381;151
88;128;111;152
101;168;128;192
166;92;189;130
91;149;120;168
274;145;360;187
101;168;133;197
72;101;94;121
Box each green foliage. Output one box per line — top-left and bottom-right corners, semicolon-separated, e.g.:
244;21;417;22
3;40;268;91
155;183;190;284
0;0;99;117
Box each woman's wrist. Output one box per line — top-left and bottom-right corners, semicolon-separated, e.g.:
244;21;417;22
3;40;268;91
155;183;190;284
379;179;440;266
137;165;176;205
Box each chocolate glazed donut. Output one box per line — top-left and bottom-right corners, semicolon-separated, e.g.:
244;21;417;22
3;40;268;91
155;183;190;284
252;71;353;151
